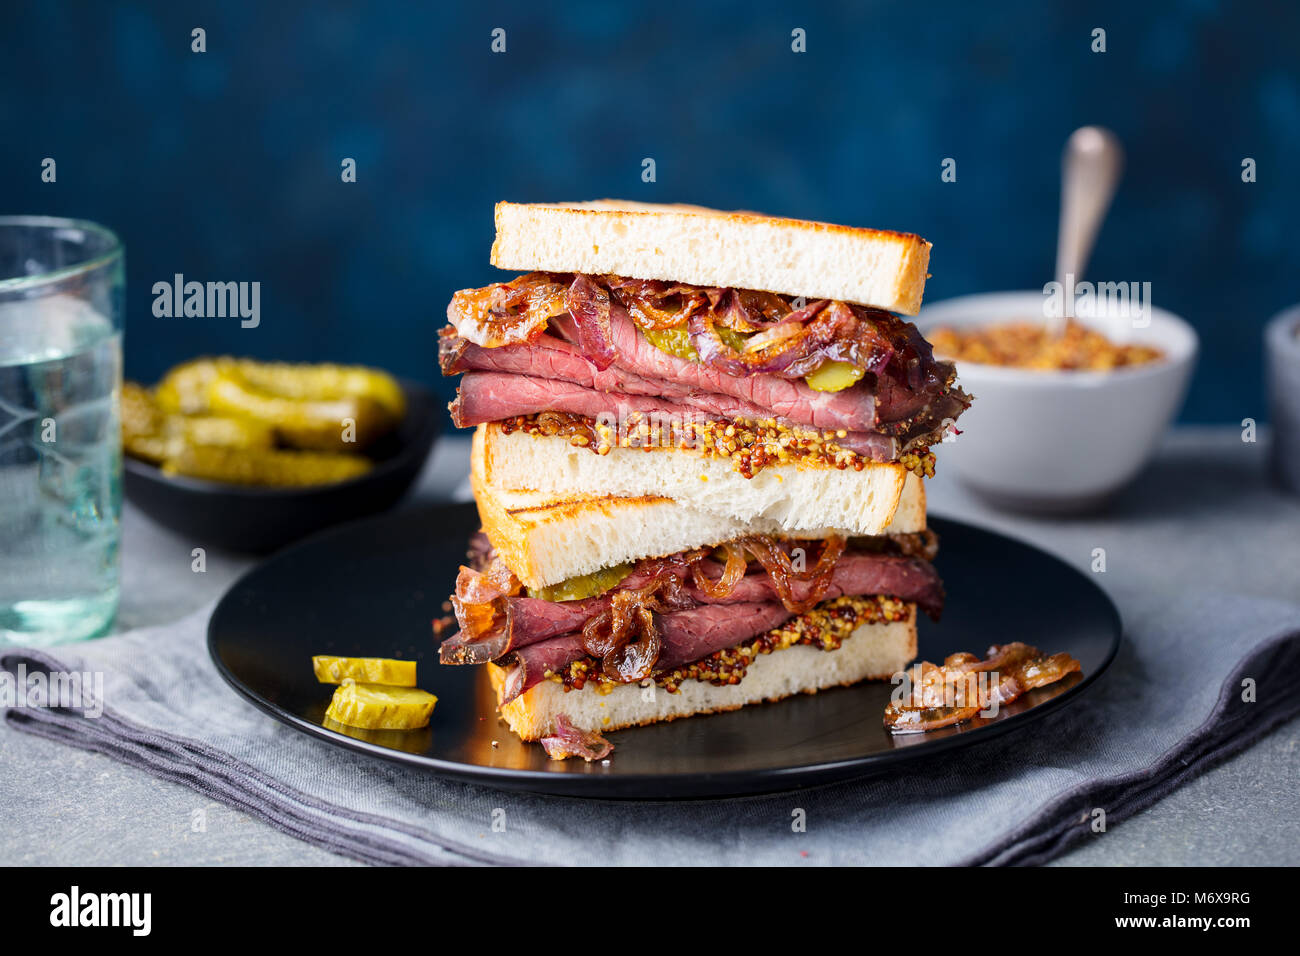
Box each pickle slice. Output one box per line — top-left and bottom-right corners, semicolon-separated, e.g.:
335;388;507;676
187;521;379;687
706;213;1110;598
123;381;274;464
121;382;172;463
717;327;751;353
642;324;760;362
162;444;371;487
641;325;699;362
805;360;865;393
233;361;405;420
208;370;395;452
312;655;417;687
527;563;633;602
179;414;275;451
324;680;437;730
155;358;230;415
156;358;403;452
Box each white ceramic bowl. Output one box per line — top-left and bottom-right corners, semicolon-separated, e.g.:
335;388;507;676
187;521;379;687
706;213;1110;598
916;291;1198;512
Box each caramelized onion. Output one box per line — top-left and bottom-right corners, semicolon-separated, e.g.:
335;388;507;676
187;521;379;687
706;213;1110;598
724;289;795;329
741;321;804;353
690;542;748;598
603;276;713;330
885;703;983;733
736;534;847;614
455;558;522;604
447;272;568;347
884;643;1082;733
580;570;687;682
445;558;524;662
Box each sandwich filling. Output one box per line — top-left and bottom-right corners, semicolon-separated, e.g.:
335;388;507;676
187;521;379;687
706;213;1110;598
553;594;913;695
440;272;970;471
440;531;941;702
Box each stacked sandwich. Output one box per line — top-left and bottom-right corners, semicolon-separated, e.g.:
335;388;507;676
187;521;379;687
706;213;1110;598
438;201;970;756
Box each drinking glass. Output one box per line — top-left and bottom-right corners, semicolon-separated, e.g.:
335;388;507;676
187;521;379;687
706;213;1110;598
0;217;124;645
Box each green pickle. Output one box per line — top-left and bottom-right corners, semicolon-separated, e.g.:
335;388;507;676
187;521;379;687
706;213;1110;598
207;371;393;452
312;656;417;687
129;357;405;489
716;328;750;353
162;444;371;487
121;382;170;462
641;325;698;362
233;361;405;420
641;323;754;362
804;360;866;393
180;415;275;450
528;563;633;602
155;358;228;415
122;380;275;463
208;360;404;453
641;324;863;391
155;357;404;452
325;680;437;731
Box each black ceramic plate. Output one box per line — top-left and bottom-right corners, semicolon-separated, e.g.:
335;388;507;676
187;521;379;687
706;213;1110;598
208;503;1121;798
125;379;439;553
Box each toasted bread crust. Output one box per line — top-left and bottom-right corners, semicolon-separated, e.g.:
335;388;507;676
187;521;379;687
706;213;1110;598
490;200;932;314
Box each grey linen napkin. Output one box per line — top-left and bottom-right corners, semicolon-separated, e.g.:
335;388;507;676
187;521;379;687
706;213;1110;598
3;590;1298;866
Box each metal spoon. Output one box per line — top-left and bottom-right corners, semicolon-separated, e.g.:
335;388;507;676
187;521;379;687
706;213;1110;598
1051;126;1124;336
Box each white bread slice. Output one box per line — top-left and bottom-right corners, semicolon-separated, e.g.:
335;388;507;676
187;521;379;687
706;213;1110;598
490;200;932;315
471;425;926;587
487;608;917;740
479;422;911;543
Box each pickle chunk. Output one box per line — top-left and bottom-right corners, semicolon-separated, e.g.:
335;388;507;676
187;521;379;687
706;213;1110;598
325;680;437;730
528;563;632;602
123;380;275;463
154;358;232;415
208;369;396;452
233;362;405;420
162;444;371;487
805;360;865;392
154;357;404;452
121;382;173;463
180;414;275;451
641;325;699;362
312;656;417;687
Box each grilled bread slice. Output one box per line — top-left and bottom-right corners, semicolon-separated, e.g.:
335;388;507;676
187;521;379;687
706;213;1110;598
470;424;926;589
476;422;916;547
490;200;932;315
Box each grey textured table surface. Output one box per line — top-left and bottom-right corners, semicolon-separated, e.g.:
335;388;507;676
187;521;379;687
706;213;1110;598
2;427;1297;866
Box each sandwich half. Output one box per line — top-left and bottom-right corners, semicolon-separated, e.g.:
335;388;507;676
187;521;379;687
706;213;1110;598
439;428;939;741
438;201;965;751
440;200;970;536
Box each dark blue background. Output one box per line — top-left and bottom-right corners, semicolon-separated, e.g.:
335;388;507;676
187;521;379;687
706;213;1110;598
3;0;1297;422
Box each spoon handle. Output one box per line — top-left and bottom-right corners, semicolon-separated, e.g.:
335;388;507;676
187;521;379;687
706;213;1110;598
1052;126;1124;335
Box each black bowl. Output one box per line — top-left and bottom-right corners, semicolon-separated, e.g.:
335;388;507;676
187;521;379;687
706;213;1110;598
124;378;440;554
